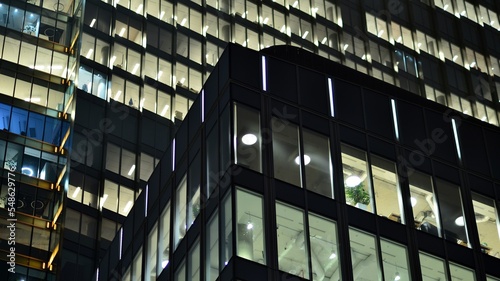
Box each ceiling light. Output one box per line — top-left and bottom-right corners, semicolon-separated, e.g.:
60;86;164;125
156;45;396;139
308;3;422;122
123;201;133;213
100;194;108;208
345;175;361;187
22;167;34;176
72;187;81;199
302;31;309;39
411;197;417;207
241;133;257;145
455;216;465;226
329;252;337;259
90;18;96;28
295;155;311;165
394;272;401;281
128;164;136;176
162;260;169;268
247;222;253;230
118;27;126;37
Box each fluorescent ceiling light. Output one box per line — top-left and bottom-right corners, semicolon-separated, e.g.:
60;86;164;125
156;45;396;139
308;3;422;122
410;197;417;207
128;164;136;176
72;187;81;198
455;216;465;226
295;155;311;165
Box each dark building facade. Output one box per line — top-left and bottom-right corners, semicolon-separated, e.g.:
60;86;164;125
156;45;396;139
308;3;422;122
96;44;500;281
1;0;500;280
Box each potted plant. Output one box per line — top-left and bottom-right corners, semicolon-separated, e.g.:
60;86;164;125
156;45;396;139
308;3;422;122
345;183;370;209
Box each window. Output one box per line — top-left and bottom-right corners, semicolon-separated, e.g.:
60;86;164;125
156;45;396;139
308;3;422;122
303;129;333;198
419;252;447;280
158;202;171;275
235;104;262;172
435;179;469;246
349;228;381;280
371;155;404;224
380;239;411;281
272;118;301;187
276;202;309;278
206;211;219;281
187;240;200;280
416;30;438;57
409;171;441;237
471;192;500;258
365;13;389;42
132;248;143;281
450;262;476;281
308;213;340;280
174;176;187;249
174;261;186;281
188;153;201;226
341;144;372;212
236;188;265;265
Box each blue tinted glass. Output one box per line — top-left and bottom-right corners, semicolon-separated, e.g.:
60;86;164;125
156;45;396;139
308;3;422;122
44;117;62;145
0;103;12;130
10;108;28;135
27;112;45;141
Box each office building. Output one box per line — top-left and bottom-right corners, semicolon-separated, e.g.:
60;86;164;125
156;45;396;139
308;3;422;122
0;0;500;280
95;43;500;281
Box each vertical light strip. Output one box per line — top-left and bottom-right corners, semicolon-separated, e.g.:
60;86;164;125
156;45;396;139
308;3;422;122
145;184;149;217
261;56;267;91
119;228;123;260
451;118;462;161
391;99;400;141
96;268;99;281
328;78;335;117
201;89;205;123
172;139;176;171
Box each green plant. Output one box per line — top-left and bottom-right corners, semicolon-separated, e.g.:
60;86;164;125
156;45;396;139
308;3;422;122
345;183;370;205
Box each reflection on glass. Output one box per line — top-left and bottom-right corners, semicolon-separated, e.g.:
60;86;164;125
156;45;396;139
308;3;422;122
435;179;468;246
349;228;381;280
235;104;262;172
188;153;201;227
206;211;219;281
276;202;309;278
236;188;265;265
303;129;333;198
371;155;404;224
158;202;171;275
146;223;158;281
219;192;232;269
308;213;340;281
380;239;411;281
409;171;441;237
188;240;200;280
341;144;372;212
174;176;187;250
472;192;500;257
449;262;476;281
419;252;447;281
132;247;142;281
272;118;301;187
174;260;186;281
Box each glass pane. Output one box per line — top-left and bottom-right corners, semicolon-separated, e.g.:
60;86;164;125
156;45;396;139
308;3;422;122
221;192;232;269
472;192;500;257
235;103;261;172
380;239;411;281
174;261;186;281
272;118;301;186
308;213;340;281
419;252;447;281
341;144;372;212
409;171;441;236
188;240;200;280
276;202;309;278
102;180;118;212
132;248;142;281
206;211;219;281
236;188;265;265
158;202;171;275
449;262;476;281
174;176;187;249
371;155;403;223
435;179;468;246
349;228;381;280
303;129;333;198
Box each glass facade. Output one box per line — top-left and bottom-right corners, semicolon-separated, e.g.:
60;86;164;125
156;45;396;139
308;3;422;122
95;45;500;281
2;0;500;279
